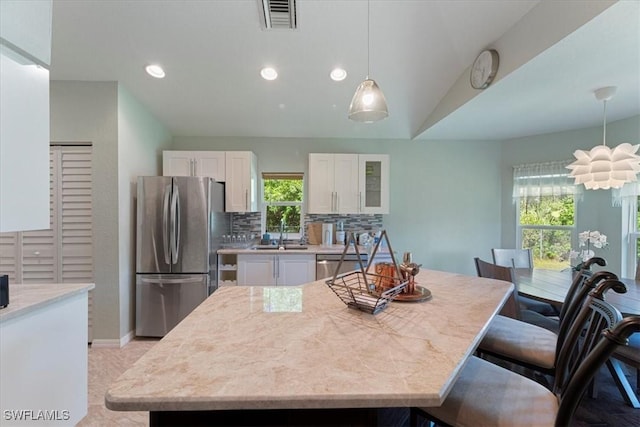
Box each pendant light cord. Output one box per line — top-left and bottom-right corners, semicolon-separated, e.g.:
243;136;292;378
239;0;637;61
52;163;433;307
602;99;607;147
366;0;370;79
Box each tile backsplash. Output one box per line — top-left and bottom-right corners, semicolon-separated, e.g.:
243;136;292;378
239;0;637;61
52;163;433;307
231;212;383;238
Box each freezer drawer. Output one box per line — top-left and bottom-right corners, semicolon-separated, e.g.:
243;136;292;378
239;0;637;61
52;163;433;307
136;274;208;337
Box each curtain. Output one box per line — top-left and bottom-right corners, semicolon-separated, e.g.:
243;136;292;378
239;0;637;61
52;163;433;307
512;160;582;201
612;182;640;207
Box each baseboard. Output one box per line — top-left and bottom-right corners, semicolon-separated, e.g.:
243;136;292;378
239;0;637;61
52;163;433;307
90;330;135;348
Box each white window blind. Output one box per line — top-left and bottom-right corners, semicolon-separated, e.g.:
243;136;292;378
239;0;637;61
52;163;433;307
513;160;582;201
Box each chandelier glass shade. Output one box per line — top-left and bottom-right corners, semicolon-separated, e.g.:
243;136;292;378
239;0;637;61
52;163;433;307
348;0;388;123
348;79;388;122
567;86;640;190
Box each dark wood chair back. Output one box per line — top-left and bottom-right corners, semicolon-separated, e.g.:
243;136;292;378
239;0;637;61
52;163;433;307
474;257;520;319
555;297;639;425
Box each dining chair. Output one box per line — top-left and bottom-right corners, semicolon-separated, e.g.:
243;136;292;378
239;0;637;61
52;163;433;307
491;248;559;317
477;258;614;377
411;288;639;427
475;257;561;332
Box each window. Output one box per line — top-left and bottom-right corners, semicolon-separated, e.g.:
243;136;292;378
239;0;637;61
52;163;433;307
262;173;304;238
513;161;580;270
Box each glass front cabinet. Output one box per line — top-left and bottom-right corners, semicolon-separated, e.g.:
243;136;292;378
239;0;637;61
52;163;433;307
358;154;389;214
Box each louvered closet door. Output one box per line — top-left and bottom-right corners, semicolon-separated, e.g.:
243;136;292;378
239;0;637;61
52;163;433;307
0;232;20;282
58;149;93;283
56;147;94;341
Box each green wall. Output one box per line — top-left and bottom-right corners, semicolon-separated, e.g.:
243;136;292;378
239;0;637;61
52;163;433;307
501;115;640;276
172;136;504;276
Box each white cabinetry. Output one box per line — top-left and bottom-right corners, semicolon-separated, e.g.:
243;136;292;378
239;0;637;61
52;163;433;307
308;154;359;214
0;0;52;232
225;151;258;212
358;154;390;214
163;151;226;182
217;253;238;287
237;253;315;286
308;153;389;214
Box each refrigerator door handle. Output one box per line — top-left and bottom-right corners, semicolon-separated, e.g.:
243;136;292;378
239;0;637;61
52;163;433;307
174;185;181;263
162;184;171;265
170;184;179;264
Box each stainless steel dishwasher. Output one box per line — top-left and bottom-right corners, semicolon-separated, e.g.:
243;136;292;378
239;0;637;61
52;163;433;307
316;253;368;280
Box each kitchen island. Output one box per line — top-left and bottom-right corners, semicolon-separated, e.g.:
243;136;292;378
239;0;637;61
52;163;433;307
105;270;512;426
0;283;94;426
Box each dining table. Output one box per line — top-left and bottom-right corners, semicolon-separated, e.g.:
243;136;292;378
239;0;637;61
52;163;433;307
515;268;640;316
105;269;514;426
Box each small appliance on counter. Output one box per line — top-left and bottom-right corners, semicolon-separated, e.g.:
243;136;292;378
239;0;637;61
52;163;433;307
322;223;333;246
335;221;345;245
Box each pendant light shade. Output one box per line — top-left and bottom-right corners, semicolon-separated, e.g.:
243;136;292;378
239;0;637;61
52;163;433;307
348;0;388;123
567;86;640;190
348;79;388;122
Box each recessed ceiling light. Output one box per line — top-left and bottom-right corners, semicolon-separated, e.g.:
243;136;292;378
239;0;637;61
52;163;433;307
260;67;278;80
330;68;347;81
145;64;165;79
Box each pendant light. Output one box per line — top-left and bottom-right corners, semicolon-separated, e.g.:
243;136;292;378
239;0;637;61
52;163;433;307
348;0;388;123
567;86;640;190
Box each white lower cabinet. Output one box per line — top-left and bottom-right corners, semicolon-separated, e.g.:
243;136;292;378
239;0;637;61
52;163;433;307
237;253;315;286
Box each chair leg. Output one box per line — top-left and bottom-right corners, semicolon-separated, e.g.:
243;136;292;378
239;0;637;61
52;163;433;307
606;359;640;408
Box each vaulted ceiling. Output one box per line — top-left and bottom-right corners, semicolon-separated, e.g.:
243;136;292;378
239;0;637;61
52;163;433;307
50;0;639;141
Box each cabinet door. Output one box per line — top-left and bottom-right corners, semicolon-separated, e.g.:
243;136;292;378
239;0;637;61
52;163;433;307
225;151;257;212
237;254;276;285
0;50;49;232
358;154;389;214
308;154;334;214
194;151;226;182
163;151;194;176
334;154;359;214
277;254;315;286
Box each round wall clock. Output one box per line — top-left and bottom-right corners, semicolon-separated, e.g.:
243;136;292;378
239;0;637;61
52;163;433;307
470;49;499;89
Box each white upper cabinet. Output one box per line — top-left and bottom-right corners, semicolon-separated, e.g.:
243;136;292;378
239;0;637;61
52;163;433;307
163;151;226;182
0;0;52;232
308;154;358;214
0;0;52;66
0;50;50;232
358;154;390;214
308;153;389;214
225;151;257;213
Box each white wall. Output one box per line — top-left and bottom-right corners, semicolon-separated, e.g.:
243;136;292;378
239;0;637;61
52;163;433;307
51;81;171;342
50;81;120;340
117;85;172;339
501;115;640;276
172;136;504;276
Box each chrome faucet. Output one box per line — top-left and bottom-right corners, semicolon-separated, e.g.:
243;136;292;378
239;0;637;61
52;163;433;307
278;219;286;248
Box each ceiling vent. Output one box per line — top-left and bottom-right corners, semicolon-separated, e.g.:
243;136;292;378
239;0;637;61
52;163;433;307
259;0;297;30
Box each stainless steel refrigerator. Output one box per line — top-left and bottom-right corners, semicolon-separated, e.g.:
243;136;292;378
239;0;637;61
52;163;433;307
135;176;228;337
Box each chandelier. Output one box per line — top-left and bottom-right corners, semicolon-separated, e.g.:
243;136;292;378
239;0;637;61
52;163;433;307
567;86;640;190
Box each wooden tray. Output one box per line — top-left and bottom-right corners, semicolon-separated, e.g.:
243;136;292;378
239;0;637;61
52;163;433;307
394;285;432;302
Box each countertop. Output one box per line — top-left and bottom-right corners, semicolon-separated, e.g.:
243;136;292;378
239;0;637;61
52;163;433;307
105;269;512;412
0;283;95;323
218;244;389;256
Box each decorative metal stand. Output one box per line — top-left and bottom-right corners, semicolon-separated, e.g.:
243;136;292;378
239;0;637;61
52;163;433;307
325;231;407;314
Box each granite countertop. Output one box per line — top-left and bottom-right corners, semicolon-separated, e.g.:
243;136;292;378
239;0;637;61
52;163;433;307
0;283;95;323
105;270;513;412
218;244;389;256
